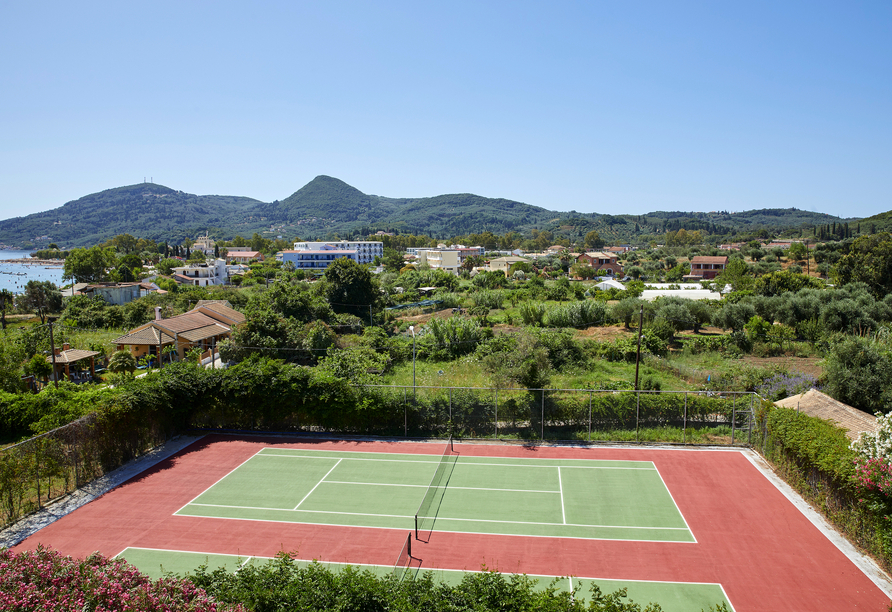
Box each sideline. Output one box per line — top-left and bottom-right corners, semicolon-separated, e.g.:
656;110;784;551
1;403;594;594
0;435;203;549
743;449;892;598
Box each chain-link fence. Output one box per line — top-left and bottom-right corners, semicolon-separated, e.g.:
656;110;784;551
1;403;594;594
0;411;169;529
1;385;758;530
355;385;757;445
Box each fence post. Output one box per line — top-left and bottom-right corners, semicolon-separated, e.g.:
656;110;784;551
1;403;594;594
635;390;641;442
748;393;754;445
541;390;545;440
731;395;736;445
683;393;688;445
404;389;408;438
449;387;452;424
588;391;593;442
494;389;498;439
35;440;41;509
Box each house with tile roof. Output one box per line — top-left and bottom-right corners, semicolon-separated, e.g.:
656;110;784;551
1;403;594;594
576;252;622;276
112;302;245;363
687;256;728;280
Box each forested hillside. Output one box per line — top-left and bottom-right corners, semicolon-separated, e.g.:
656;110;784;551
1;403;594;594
0;175;865;248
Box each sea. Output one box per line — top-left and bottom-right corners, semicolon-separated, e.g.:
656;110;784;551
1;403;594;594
0;250;66;294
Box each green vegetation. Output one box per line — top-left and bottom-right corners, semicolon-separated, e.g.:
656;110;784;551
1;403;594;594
0;175;860;249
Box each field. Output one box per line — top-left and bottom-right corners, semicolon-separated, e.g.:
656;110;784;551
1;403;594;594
12;434;892;611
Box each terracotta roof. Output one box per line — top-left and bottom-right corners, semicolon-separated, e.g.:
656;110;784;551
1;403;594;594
179;324;230;343
155;312;222;333
172;274;194;283
46;349;101;364
581;252;616;259
112;326;175;346
228;251;262;258
195;300;233;308
775;389;878;441
193;303;245;324
690;256;728;264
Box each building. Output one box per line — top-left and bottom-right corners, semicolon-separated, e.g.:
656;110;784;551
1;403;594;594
416;250;460;274
687;256;728;280
77;282;160;305
171;259;228;286
292;241;383;265
279;249;358;270
576;252;622;276
487;256;530;276
193;233;216;255
112;301;245;362
226;251;264;264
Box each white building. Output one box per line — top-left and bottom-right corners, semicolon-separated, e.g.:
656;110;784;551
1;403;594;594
416;250;461;274
280;249;359;270
292;241;383;265
171;259;228;286
193;233;216;255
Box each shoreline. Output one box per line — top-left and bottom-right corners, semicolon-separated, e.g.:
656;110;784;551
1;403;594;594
0;258;64;266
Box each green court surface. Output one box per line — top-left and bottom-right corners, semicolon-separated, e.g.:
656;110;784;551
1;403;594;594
175;447;694;542
118;548;730;612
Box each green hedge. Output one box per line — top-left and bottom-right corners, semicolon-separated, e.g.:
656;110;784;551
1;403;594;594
189;552;729;612
758;405;891;570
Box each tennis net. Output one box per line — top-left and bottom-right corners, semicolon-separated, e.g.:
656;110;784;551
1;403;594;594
414;436;457;541
392;531;413;580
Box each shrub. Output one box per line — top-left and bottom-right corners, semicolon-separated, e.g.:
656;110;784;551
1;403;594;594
544;300;608;329
0;546;243;612
824;336;892;414
518;301;547;326
473;290;505;310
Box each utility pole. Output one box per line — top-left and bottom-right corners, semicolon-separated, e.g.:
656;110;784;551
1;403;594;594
633;306;644;441
48;319;58;388
633;306;644;391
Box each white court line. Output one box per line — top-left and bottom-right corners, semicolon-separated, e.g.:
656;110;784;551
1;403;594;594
652;464;696;544
257;446;655;465
294;459;342;510
558;467;566;525
120;546;723;586
323;480;560;494
183;502;688;530
258;453;653;470
155;512;698;544
173;448;266;515
188;502;414;519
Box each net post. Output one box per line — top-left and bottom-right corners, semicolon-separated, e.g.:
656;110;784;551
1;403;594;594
414;515;418;540
408;533;412;558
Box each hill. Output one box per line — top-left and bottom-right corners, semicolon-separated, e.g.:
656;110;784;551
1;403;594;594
0;176;868;248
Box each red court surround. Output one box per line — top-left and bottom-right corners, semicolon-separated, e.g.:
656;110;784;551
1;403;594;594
14;435;891;611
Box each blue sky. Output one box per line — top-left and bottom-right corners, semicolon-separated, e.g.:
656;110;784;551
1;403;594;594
1;1;889;220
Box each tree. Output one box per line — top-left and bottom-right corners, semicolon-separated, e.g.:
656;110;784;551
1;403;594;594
22;280;62;323
0;339;26;392
713;258;753;293
157;258;182;276
0;289;14;329
833;233;892;297
322;257;378;312
584;230;604;250
824;336;892;414
108;350;137;375
63;246;115;283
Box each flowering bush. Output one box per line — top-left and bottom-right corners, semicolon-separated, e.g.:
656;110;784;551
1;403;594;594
854;458;892;495
851;414;892;500
755;372;819;401
0;546;244;612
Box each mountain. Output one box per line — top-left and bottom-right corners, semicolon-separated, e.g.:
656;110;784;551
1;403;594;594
0;183;262;248
0;175;867;248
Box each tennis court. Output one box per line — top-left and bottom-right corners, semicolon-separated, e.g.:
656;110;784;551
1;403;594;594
12;434;892;611
174;441;694;543
116;546;731;611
